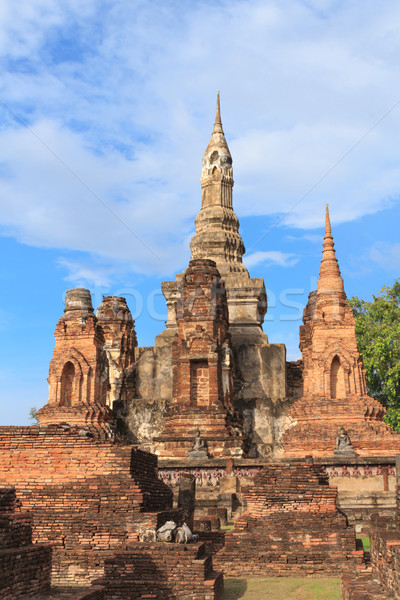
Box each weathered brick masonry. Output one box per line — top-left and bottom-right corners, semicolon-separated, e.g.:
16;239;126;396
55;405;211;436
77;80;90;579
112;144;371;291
282;205;400;459
156;258;246;458
97;542;223;600
0;486;51;599
214;462;363;576
341;459;400;599
0;425;177;585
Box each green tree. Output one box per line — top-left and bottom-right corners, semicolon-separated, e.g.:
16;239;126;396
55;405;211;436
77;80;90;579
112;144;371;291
349;280;400;430
29;407;38;423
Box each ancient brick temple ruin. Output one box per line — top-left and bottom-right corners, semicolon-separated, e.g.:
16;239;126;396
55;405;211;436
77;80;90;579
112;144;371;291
1;93;400;599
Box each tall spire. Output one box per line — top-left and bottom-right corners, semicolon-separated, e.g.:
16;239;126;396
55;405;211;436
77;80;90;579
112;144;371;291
317;204;344;295
190;93;248;277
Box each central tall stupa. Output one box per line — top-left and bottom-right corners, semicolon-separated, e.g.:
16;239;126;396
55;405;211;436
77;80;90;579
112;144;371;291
152;93;286;458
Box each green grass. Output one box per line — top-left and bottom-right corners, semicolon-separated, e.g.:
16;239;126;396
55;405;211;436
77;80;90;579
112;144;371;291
222;577;341;600
356;536;370;551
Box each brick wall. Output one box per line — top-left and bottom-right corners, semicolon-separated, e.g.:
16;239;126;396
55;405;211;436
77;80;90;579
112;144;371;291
0;486;52;599
98;542;223;600
0;426;175;586
340;474;400;599
370;528;400;599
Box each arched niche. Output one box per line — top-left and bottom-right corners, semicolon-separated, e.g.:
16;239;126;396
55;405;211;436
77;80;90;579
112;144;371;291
330;355;346;399
60;361;75;407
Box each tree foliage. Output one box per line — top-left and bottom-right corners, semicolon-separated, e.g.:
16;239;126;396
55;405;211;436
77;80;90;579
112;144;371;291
349;280;400;430
29;407;38;423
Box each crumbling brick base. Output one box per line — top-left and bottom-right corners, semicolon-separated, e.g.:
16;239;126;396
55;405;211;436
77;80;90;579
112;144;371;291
0;426;176;586
0;486;51;599
214;463;363;576
98;542;223;600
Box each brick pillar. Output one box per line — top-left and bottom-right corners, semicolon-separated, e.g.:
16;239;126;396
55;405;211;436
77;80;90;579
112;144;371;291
178;473;195;530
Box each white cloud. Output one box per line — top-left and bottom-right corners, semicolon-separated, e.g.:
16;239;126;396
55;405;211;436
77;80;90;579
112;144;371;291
0;0;399;274
244;250;299;268
57;258;117;288
369;242;400;271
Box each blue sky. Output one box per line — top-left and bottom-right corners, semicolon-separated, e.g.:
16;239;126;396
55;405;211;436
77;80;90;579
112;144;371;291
0;0;399;425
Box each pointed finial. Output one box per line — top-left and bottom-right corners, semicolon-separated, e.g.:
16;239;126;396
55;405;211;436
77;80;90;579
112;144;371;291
325;203;331;235
317;204;344;295
213;90;223;134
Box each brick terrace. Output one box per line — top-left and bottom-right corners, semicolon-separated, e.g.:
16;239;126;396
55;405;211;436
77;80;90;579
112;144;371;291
214;462;364;576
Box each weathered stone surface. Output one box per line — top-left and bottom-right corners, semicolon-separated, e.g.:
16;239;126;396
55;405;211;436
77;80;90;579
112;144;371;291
177;472;196;528
96;296;136;409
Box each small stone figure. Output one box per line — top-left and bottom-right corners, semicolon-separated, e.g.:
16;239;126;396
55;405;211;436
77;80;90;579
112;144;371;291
175;522;199;544
156;520;177;542
187;430;209;459
334;426;356;456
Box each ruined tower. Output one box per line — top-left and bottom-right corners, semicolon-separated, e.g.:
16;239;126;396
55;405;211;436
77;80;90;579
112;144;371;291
96;295;137;408
38;289;137;436
156;259;246;458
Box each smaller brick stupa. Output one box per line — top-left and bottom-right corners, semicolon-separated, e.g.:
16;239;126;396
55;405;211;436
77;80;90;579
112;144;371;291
282;205;400;457
37;288;116;436
155;258;247;458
